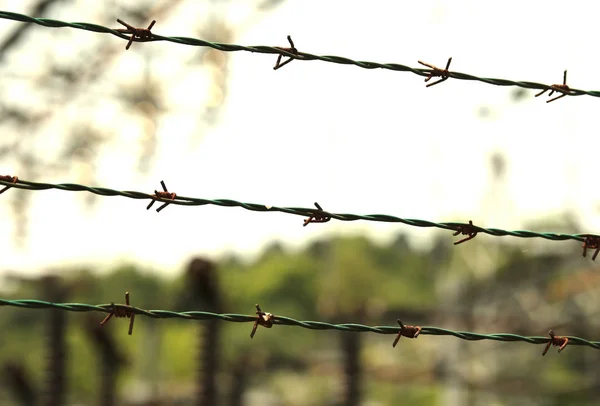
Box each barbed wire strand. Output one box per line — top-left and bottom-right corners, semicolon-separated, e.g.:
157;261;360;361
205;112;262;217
1;10;599;98
1;298;598;350
0;177;594;244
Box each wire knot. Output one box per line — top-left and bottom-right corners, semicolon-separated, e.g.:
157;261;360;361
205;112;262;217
100;291;136;335
250;304;274;338
303;202;331;227
147;180;176;212
535;70;572;103
418;57;452;87
542;329;568;356
274;35;298;70
0;175;18;195
116;19;156;50
392;320;421;347
452;220;478;245
582;235;600;260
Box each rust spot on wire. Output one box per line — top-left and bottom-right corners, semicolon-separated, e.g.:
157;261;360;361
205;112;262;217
452;220;478;245
274;35;298;70
303;202;331;227
582;236;600;260
100;291;135;335
0;175;17;195
418;57;452;87
392;320;421;347
147;180;176;212
116;19;156;50
535;70;572;103
542;330;568;356
250;304;274;338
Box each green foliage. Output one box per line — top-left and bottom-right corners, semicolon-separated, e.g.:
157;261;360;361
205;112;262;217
0;232;592;405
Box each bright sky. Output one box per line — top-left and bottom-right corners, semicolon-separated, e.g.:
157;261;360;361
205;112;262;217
2;0;600;277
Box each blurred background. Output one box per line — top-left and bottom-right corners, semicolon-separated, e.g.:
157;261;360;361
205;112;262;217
1;0;600;405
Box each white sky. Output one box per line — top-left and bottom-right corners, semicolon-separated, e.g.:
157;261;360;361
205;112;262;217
2;0;600;277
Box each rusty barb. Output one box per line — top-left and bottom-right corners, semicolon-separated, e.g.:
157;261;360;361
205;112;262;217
0;175;18;195
250;304;274;339
452;220;478;245
273;35;298;70
582;236;600;261
100;291;136;336
147;180;176;213
392;320;421;348
116;19;156;50
303;202;331;227
535;70;572;103
418;57;452;87
542;330;569;356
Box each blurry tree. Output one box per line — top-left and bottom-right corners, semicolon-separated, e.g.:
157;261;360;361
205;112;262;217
0;0;287;246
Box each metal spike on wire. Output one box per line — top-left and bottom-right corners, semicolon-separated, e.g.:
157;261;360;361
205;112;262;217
0;10;599;98
535;70;573;103
0;298;599;352
0;175;18;195
115;18;156;50
0;177;597;249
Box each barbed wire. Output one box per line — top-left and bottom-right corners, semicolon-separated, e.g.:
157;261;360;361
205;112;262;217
0;298;598;352
0;10;599;98
0;177;596;248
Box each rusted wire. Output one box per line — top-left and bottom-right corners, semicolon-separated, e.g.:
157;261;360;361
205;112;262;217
146;180;176;213
115;19;156;50
542;330;569;356
99;292;135;335
535;70;573;103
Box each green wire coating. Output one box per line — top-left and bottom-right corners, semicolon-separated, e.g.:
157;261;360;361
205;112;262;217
1;298;598;350
0;177;594;243
0;10;598;98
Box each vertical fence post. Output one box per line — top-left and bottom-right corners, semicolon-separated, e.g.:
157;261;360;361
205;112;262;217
228;354;249;406
185;258;222;406
85;315;126;406
2;362;37;406
341;307;364;406
42;275;67;406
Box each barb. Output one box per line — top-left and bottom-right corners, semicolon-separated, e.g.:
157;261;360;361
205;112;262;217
1;298;599;350
303;202;331;227
452;220;478;245
582;235;600;260
0;177;595;245
392;320;421;347
115;18;156;50
418;57;452;87
0;175;17;195
542;329;569;356
273;35;298;70
250;304;274;338
99;291;135;335
146;180;176;213
1;10;599;98
535;70;572;103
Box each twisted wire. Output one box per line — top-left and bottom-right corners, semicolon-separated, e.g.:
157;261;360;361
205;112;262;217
0;10;599;98
0;177;593;243
1;298;598;350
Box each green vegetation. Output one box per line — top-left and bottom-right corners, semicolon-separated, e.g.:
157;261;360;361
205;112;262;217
0;232;598;405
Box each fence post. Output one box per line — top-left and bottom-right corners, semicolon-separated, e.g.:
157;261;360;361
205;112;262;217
2;361;37;406
341;307;365;406
41;275;67;406
85;315;126;406
185;258;222;406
